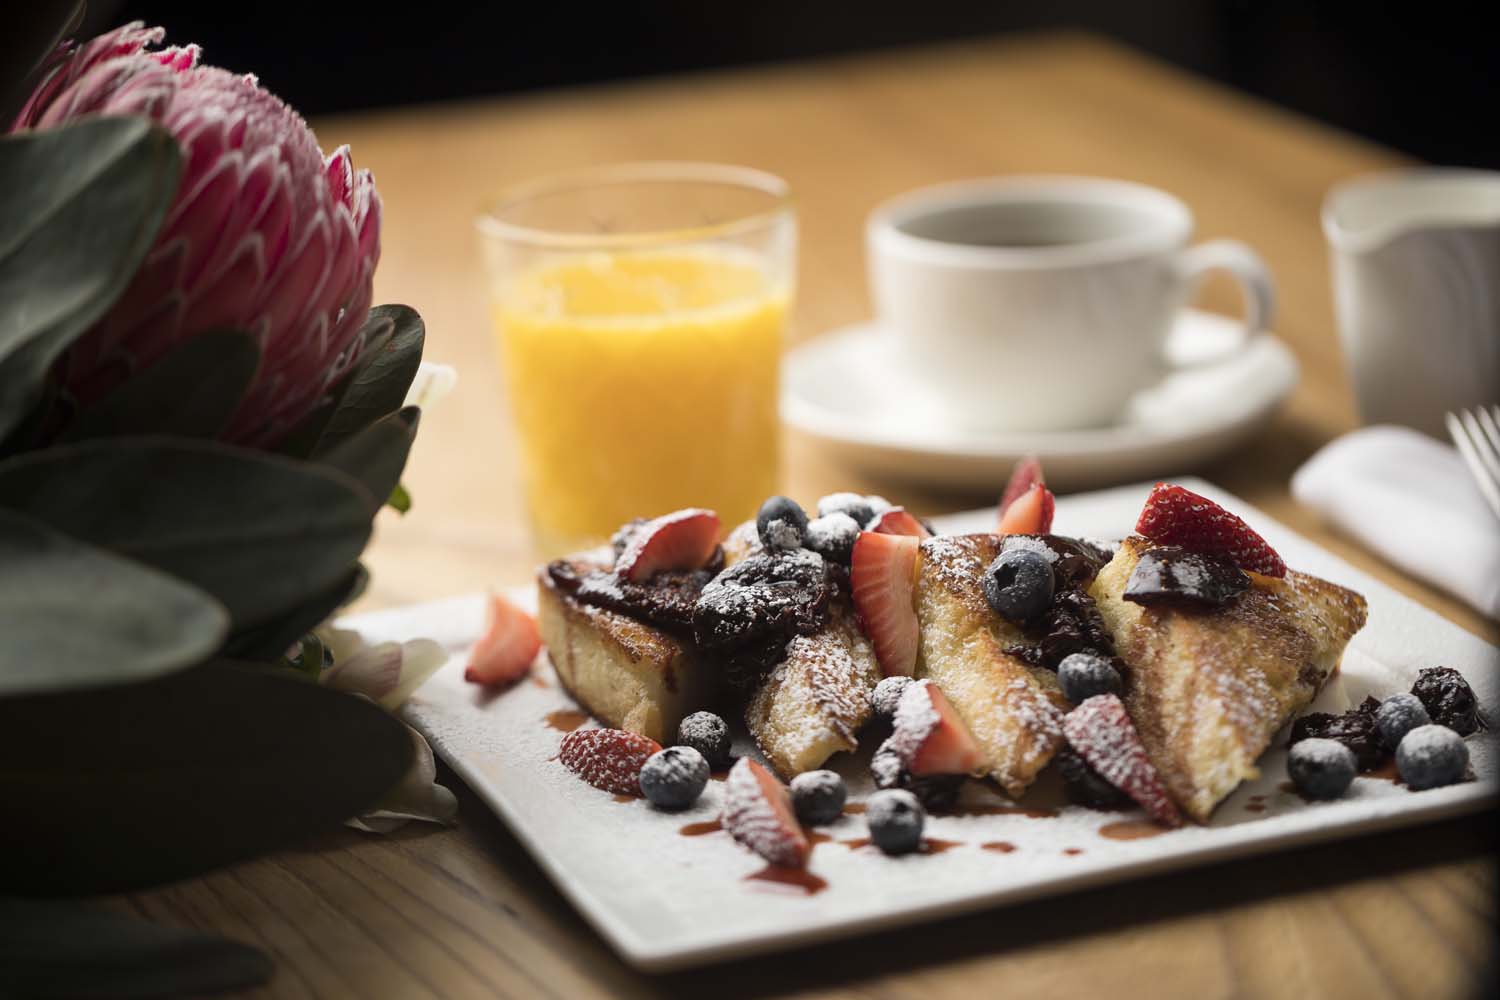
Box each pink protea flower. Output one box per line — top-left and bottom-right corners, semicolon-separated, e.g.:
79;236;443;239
11;23;381;445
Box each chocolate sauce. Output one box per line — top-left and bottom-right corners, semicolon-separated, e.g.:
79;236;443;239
544;709;588;732
546;551;723;634
996;536;1119;671
981;841;1016;853
841;837;963;855
841;803;867;815
679;819;723;837
1366;757;1402;783
744;865;828;895
1098;820;1167;840
612;794;637;803
1062;847;1084;856
808;831;833;846
1245;803;1267;813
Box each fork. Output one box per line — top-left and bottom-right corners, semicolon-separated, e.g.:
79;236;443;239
1445;404;1500;522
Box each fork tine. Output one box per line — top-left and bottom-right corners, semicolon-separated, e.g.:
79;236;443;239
1461;407;1500;484
1446;410;1500;521
1476;404;1500;459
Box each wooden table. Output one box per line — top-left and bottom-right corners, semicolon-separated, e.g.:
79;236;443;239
122;33;1496;998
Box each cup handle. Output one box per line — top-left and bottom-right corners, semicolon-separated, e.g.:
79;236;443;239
1169;239;1276;367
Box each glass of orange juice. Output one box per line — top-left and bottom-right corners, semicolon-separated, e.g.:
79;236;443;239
477;163;796;555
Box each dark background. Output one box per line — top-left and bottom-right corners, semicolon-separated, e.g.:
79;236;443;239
78;1;1499;168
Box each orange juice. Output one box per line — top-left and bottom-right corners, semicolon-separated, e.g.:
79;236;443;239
493;248;787;554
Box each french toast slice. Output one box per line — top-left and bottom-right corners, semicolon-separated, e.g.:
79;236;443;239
1090;536;1368;822
536;554;716;745
745;602;880;778
722;520;881;777
914;534;1070;798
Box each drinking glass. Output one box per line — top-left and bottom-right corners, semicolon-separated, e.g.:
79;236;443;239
477;163;796;555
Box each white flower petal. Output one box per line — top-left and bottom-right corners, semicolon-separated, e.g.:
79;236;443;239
376;638;448;711
346;723;458;834
402;362;457;410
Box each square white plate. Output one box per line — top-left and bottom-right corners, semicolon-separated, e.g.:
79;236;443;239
343;479;1497;972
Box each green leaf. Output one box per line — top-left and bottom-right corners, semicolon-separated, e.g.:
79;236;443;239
315;304;425;455
0;899;272;998
0;438;373;630
0;509;228;696
388;481;413;514
277;304;424;459
0;659;414;896
221;566;366;662
59;328;261;442
319;406;420;514
0;118;181;439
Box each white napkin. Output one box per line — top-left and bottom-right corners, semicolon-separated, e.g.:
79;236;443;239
1292;425;1500;619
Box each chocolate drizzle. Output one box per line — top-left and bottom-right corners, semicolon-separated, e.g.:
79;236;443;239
546;549;723;634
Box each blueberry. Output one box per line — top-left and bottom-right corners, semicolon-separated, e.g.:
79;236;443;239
1057;652;1122;704
756;496;809;552
982;548;1054;623
638;746;709;810
1287;737;1357;800
866;789;925;855
870;676;913;723
1375;693;1430;751
790;769;847;825
1395;724;1469;790
816;492;875;528
1056;748;1133;810
1410;667;1479;736
805;512;860;564
676;711;731;770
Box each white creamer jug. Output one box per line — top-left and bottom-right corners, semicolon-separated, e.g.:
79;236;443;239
1323;169;1500;438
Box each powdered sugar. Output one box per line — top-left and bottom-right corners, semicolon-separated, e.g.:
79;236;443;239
722;758;809;867
887;678;941;761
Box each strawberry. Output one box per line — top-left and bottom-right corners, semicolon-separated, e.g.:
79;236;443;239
999;455;1044;517
1134;483;1285;577
557;728;662;795
997;482;1055;535
850;531;921;677
722;758;811;868
616;508;721;583
1062;694;1182;828
869;506;932;539
889;679;984;776
464;592;541;687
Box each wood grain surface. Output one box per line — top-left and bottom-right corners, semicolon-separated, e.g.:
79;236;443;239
115;33;1496;998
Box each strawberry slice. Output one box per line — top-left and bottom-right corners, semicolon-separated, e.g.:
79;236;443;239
998;482;1056;535
1062;694;1182;827
999;456;1044;517
616;508;721;582
869;506;932;539
1135;483;1285;577
850;531;920;677
558;728;661;795
889;679;984;776
722;758;811;868
464;592;541;687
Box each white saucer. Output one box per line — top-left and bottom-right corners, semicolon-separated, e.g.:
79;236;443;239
782;308;1299;492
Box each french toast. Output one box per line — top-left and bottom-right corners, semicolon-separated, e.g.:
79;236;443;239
914;534;1070;798
1090;535;1369;821
723;519;881;777
536;552;717;745
745;601;880;777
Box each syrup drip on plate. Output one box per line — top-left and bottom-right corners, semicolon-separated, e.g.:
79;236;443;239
840;837;963;855
544;709;588;732
981;841;1016;853
744;865;828;895
679;819;722;837
841;803;867;815
1062;847;1084;856
1098;819;1167;840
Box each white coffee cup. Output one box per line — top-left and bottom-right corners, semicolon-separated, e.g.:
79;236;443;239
867;176;1275;431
